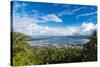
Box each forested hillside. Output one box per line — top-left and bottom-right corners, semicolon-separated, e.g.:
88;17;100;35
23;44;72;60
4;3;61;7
12;31;97;66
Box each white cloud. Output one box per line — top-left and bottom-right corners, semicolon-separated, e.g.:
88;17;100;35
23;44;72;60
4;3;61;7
13;13;63;35
32;10;38;14
13;17;96;36
81;22;96;32
13;13;63;24
13;2;63;23
72;7;85;13
13;2;27;14
42;14;63;22
58;9;73;16
78;22;96;35
28;22;96;36
13;9;96;36
58;7;85;16
77;11;97;18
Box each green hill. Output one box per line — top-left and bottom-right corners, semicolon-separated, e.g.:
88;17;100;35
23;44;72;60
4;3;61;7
12;31;97;66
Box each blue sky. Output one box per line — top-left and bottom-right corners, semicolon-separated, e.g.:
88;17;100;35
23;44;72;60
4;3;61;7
12;1;97;36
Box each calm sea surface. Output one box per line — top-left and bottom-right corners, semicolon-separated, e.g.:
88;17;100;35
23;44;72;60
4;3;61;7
28;36;90;46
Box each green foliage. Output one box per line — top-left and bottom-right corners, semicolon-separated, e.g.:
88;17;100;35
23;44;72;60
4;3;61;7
12;31;97;66
26;46;83;64
83;31;97;61
12;32;37;66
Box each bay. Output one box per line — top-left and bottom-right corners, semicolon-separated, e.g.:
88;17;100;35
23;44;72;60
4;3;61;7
27;36;90;46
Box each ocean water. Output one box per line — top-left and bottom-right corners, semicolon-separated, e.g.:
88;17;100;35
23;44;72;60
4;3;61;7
28;36;90;46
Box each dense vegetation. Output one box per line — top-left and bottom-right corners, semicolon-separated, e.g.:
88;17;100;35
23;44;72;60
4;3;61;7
12;31;97;66
82;31;97;61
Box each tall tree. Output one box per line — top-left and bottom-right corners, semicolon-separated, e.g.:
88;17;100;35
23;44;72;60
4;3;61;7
83;31;97;61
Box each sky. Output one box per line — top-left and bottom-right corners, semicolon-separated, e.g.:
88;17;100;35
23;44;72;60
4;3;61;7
11;1;97;36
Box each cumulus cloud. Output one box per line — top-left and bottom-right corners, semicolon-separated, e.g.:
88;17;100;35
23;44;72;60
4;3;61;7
13;12;96;36
12;2;97;37
13;13;63;35
29;22;96;36
81;22;96;32
13;19;96;36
